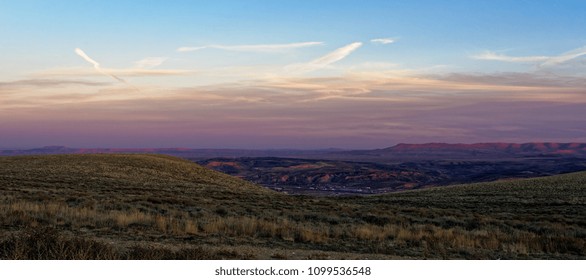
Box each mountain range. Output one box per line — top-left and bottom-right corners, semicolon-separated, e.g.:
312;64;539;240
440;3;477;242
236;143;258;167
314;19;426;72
2;142;586;161
327;142;586;162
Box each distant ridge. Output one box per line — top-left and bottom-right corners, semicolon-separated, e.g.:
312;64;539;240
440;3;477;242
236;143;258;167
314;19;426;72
0;146;338;158
389;142;586;151
2;142;586;161
384;142;586;156
326;142;586;162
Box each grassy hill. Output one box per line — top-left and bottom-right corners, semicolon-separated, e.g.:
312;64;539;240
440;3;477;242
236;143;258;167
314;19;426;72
1;154;585;259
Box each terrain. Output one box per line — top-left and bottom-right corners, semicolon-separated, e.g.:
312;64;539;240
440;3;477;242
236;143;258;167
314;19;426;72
327;142;586;162
0;146;338;159
3;142;586;162
198;157;586;195
1;154;585;259
3;143;586;196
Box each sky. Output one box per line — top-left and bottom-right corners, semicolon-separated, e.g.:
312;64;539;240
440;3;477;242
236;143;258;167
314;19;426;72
1;0;586;149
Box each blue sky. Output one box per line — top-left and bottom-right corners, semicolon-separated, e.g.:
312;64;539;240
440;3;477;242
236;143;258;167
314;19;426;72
1;1;586;148
3;0;586;74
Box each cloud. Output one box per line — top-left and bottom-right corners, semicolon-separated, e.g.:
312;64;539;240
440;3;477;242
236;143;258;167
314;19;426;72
176;42;323;53
370;38;395;45
309;42;363;66
111;69;193;76
38;67;194;78
539;46;586;67
6;65;586;148
471;51;549;63
177;46;208;52
436;72;586;88
286;42;363;73
0;79;108;89
472;46;586;67
74;48;131;85
134;57;168;69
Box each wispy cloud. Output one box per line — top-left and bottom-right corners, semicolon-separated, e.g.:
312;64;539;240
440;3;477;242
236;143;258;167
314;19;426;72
539;46;586;67
134;57;168;69
6;66;586;148
472;46;586;67
74;48;131;85
370;38;396;45
286;42;363;73
437;72;586;88
38;67;193;78
176;46;208;52
307;42;363;67
177;42;323;53
471;51;549;63
0;79;108;89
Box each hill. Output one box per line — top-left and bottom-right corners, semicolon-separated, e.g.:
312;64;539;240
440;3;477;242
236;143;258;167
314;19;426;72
320;142;586;162
0;153;271;197
1;154;585;259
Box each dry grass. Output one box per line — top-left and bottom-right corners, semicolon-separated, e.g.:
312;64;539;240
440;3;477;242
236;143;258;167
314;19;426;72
1;154;585;259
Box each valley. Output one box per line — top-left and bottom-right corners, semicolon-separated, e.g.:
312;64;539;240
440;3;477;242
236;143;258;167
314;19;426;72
1;154;585;259
198;157;586;195
4;142;586;196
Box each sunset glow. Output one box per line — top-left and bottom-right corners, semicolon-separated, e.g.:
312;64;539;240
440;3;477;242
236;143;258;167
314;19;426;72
1;1;585;148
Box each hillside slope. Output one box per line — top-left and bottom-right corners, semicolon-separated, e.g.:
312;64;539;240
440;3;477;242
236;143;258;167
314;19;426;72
0;154;276;212
0;154;267;191
1;155;585;259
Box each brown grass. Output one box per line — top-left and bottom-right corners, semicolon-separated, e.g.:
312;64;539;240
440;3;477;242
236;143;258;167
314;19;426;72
1;154;585;259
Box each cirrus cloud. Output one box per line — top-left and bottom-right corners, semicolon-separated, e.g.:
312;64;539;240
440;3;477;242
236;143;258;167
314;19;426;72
370;38;396;45
472;46;586;68
177;41;324;53
285;42;363;73
134;57;168;69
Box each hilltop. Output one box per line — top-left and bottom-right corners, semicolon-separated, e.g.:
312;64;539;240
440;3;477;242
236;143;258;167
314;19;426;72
1;154;585;259
0;153;270;195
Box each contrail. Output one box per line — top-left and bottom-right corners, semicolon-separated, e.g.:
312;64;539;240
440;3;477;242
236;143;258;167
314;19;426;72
539;46;586;68
472;51;550;63
74;48;133;86
286;42;363;73
371;38;395;45
309;42;363;67
177;42;324;53
472;46;586;68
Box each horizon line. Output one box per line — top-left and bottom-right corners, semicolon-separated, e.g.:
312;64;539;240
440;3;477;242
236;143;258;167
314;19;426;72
2;141;586;151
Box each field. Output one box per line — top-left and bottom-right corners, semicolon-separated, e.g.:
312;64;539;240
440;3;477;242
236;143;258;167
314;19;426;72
1;154;585;259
